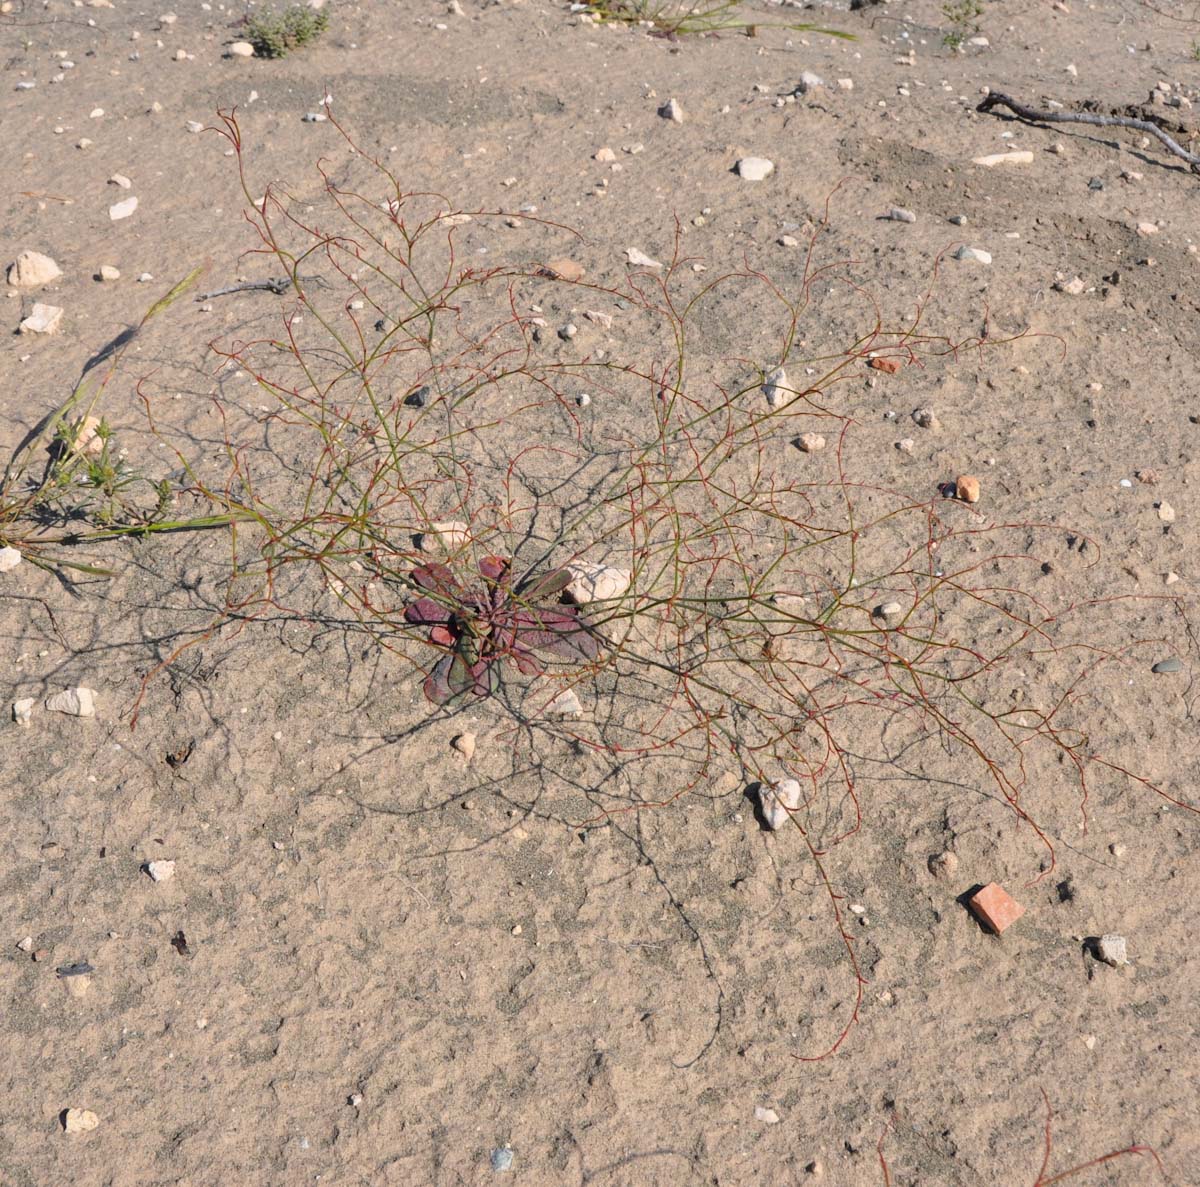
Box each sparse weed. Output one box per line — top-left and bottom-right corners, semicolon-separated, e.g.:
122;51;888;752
242;4;328;58
0;269;242;576
583;0;851;37
941;0;983;49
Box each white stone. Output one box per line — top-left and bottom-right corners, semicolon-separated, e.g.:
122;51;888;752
98;265;121;281
1136;222;1159;236
0;546;21;572
109;196;138;221
886;207;916;223
544;688;583;719
228;41;254;56
7;250;62;288
45;687;96;717
913;407;940;430
564;561;630;604
63;1108;99;1134
108;173;132;189
19;303;63;335
795;433;825;453
1157;501;1175;524
451;732;476;760
797;70;824;93
755;1106;781;1124
778;235;799;247
625;247;662;269
418;520;470;552
836;78;854;91
1096;934;1127;966
146;859;176;883
874;601;904;625
659;97;683;123
761;778;802;830
972;150;1034;167
594;146;616;163
12;697;34;726
736;157;775;181
762;366;790;408
16;936;34;951
955;246;992;264
1055;276;1086;295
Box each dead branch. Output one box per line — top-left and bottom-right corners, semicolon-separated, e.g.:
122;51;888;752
977;90;1200;174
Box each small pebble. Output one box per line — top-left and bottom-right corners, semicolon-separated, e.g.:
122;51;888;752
98;265;121;281
62;1109;100;1134
108;173;132;189
1095;934;1128;966
146;860;176;883
575;392;591;408
778;235;799;247
873;601;903;626
490;1147;514;1172
795;433;825;453
228;41;255;57
46;687;96;716
109;196;139;221
928;850;958;879
18;304;63;335
544;688;583;718
451;732;476;760
762;366;790;408
1157;501;1175;523
625;247;661;269
1151;657;1182;674
895;438;915;453
735;157;775;182
0;545;22;571
955;246;992;265
658;97;683;123
12;698;34;727
16;936;33;952
7;250;62;288
955;474;981;503
755;1106;781;1124
760;778;801;830
913;407;940;430
796;70;824;93
886;207;916;223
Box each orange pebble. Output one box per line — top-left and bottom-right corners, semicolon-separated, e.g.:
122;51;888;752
969;883;1025;934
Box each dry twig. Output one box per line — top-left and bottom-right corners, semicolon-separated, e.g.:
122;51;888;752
977;90;1200;174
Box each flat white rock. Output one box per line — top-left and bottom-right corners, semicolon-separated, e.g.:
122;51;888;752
0;545;21;572
46;687;96;717
761;778;802;830
625;247;662;269
736;157;775;181
146;859;176;883
7;250;62;288
109;196;138;221
762;366;790;408
797;70;825;93
12;697;34;726
564;561;630;604
63;1108;100;1134
98;265;121;282
544;688;583;719
418;520;469;552
955;246;992;264
228;41;255;56
972;150;1033;167
1096;934;1128;966
795;432;825;453
19;303;63;334
659;97;683;123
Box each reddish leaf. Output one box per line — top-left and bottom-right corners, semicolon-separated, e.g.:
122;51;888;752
513;608;600;660
477;555;510;584
411;562;459;596
405;597;451;625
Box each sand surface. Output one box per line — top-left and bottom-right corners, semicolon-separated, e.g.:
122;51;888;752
2;1;1199;1183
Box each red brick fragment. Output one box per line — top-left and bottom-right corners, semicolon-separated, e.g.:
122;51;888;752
869;357;902;374
542;257;585;282
969;883;1025;934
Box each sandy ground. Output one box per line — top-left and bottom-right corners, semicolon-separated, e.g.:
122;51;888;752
3;0;1200;1184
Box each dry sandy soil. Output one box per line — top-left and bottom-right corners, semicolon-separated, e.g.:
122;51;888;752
3;0;1200;1184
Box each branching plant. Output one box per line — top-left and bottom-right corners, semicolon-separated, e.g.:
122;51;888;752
150;107;1196;1068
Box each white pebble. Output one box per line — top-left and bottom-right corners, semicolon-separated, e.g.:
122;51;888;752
760;778;802;830
146;860;176;882
46;687;96;717
955;245;992;265
736;157;775;182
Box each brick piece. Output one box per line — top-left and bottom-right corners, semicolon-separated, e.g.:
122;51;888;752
869;357;902;374
969;882;1025;934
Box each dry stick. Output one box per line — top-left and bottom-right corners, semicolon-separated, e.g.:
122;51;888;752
977;91;1200;174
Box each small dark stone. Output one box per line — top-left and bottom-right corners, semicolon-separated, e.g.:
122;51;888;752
1152;657;1182;674
1087;177;1104;191
404;385;430;408
56;961;94;978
